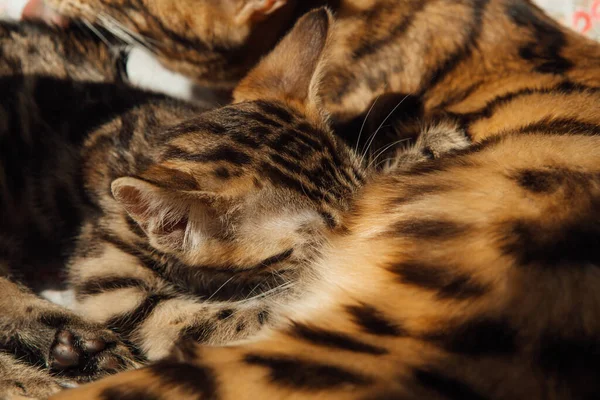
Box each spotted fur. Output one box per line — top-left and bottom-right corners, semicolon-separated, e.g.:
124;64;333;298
0;20;200;397
0;12;463;398
53;6;600;400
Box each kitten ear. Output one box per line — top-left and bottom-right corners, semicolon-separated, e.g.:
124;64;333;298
112;177;190;250
111;177;221;253
235;0;288;25
233;7;332;109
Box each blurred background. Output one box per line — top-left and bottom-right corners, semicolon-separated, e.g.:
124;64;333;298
534;0;600;40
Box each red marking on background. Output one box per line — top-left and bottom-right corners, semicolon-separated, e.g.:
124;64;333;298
573;11;593;33
592;0;600;20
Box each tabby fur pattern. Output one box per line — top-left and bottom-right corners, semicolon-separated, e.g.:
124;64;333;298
54;6;600;400
0;14;461;399
32;1;600;158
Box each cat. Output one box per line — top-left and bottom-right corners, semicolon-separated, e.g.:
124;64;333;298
0;15;461;398
53;8;600;400
12;0;311;103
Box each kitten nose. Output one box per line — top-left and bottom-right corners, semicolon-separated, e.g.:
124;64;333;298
22;0;68;27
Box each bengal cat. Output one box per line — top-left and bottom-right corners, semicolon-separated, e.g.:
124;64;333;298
53;7;600;400
30;0;323;90
0;15;461;399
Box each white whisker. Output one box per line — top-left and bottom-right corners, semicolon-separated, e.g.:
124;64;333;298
97;12;156;50
233;281;296;305
367;138;411;170
360;93;412;165
355;94;381;154
81;19;111;48
205;276;236;302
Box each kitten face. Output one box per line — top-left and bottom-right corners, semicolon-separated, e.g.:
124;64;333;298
111;9;364;284
43;0;295;87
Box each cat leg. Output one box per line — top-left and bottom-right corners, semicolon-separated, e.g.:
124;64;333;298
0;276;137;385
0;352;76;399
382;119;471;172
67;232;275;361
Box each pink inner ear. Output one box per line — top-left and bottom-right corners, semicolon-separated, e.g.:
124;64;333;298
156;216;189;235
22;0;68;26
114;185;151;220
237;0;287;24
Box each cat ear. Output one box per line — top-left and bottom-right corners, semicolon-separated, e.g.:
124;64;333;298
233;7;332;109
111;177;222;253
235;0;288;25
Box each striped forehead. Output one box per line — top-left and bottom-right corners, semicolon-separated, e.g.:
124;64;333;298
153;100;364;207
159;100;328;149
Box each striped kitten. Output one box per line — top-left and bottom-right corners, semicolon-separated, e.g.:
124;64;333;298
0;17;463;398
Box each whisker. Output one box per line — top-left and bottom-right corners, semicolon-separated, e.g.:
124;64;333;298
97;12;157;50
367;138;411;170
81;19;111;48
360;93;413;165
205;276;236;302
355;94;382;154
375;156;397;170
233;281;296;305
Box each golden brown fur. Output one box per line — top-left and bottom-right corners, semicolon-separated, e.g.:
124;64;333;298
0;20;203;397
52;6;600;400
41;0;306;88
4;0;600;398
32;0;600;173
34;1;600;139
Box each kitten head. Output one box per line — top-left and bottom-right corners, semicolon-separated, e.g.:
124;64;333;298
111;9;364;281
43;0;297;88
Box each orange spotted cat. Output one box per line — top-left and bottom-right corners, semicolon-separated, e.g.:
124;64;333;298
54;6;600;400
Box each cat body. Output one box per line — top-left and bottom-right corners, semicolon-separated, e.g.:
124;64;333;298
33;0;600;137
23;0;600;176
53;8;600;400
2;0;600;399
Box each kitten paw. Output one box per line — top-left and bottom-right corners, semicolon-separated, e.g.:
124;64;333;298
383;119;471;172
49;328;134;381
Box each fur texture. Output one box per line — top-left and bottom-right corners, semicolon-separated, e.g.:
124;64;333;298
0;11;460;398
52;7;600;400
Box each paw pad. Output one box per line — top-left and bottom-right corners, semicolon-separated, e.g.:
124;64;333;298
50;330;109;371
